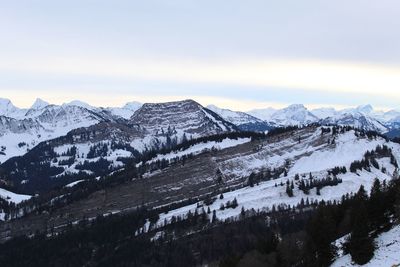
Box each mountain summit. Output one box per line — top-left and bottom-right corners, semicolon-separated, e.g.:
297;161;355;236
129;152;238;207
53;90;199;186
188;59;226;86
30;98;50;110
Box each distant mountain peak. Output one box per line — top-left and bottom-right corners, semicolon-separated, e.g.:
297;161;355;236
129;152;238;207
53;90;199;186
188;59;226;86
0;98;16;113
286;104;307;110
123;101;142;111
30;98;50;110
356;104;374;114
130;99;235;137
64;100;93;110
0;97;13;106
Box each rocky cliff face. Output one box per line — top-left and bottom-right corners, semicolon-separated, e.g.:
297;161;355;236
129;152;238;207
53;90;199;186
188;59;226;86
130;100;236;140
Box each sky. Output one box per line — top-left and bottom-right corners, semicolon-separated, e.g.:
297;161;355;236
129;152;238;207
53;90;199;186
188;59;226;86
1;0;400;111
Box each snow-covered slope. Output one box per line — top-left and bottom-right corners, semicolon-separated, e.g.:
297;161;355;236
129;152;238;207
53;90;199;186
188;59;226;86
331;224;400;267
147;126;400;225
311;107;339;119
0;188;31;204
207;105;261;125
0;104;107;163
247;107;277;121
207;105;272;132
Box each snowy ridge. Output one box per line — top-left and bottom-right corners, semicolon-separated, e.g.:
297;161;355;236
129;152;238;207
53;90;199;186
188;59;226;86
247;107;277;121
247;103;399;133
207;105;263;125
149;127;400;226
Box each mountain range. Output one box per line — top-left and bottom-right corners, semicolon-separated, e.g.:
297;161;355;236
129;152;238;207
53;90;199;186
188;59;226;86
1;97;399;165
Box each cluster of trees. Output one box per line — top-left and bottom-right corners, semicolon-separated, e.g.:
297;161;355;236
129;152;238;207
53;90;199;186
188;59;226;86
220;198;238;210
350;144;398;173
60;146;77;157
298;176;343;195
75;158;112;174
87;143;109;158
248;167;287;187
328;166;347;176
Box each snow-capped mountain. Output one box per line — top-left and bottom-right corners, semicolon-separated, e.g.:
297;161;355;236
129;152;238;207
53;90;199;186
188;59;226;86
0;98;27;119
355;104;374;115
1;97;400;167
30;98;50;110
268;104;319;126
106;101;142;119
311;107;338;119
206;105;258;125
247;107;277;121
130;100;236;139
63;100;96;110
0;105;107;163
321;112;388;133
247;103;399;134
0;98;140;163
207;105;272;132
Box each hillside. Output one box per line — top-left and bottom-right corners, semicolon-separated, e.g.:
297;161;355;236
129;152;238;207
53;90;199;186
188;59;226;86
1;125;398;239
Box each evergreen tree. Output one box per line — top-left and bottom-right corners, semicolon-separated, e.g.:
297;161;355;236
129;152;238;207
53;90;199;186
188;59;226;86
211;210;217;223
286;183;294;197
248;172;255;187
369;178;386;227
348;201;375;264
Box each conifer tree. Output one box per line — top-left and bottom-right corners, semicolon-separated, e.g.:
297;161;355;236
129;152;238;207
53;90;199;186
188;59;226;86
348;197;375;264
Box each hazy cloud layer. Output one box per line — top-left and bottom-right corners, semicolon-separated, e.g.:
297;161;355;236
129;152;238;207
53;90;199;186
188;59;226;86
1;1;399;110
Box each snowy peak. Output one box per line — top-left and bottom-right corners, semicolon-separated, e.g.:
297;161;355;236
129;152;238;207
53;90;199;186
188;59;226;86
355;104;374;114
311;107;338;119
63;100;94;110
123;101;142;111
321;112;387;133
285;103;307;111
30;98;50;110
207;104;272;132
247;107;277;121
206;104;262;125
0;98;15;111
270;104;319;126
106;101;142;120
0;98;22;118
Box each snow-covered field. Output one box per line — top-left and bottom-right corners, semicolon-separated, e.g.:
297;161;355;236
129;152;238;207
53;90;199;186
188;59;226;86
331;224;400;267
0;188;31;204
52;142;133;177
156;165;394;226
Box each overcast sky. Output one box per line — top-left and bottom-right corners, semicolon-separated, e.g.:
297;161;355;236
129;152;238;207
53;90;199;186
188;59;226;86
1;0;400;111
